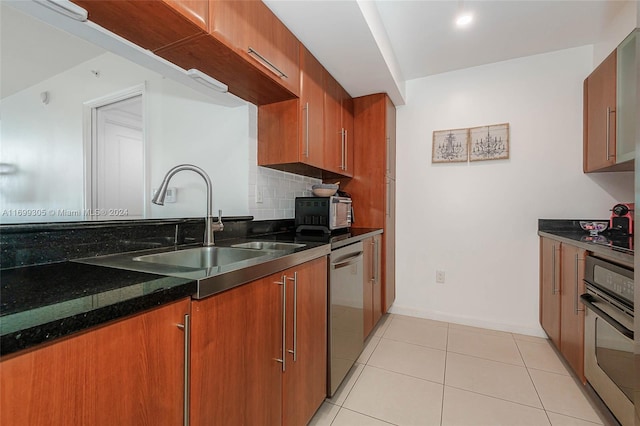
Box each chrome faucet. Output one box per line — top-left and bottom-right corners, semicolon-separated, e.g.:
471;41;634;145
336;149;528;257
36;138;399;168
152;164;223;246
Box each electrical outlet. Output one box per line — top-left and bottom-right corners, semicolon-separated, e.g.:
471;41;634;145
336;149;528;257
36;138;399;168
255;186;263;204
436;270;445;284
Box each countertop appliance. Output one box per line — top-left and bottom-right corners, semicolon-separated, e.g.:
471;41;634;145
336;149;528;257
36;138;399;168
327;240;364;397
610;203;634;235
580;255;634;426
295;196;352;234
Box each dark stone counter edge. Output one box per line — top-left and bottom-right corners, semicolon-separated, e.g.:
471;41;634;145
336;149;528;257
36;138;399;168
1;281;197;357
538;231;634;269
1;228;383;357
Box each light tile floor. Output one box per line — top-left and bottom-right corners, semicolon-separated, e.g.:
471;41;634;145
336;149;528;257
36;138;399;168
310;314;611;426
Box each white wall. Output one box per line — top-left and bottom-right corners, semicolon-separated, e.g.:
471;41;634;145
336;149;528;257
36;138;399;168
393;46;634;336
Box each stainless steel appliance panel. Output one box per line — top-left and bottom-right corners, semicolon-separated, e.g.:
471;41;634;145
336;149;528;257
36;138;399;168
328;241;364;396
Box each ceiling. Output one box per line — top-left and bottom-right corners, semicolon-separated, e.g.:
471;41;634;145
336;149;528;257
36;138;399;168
264;0;629;106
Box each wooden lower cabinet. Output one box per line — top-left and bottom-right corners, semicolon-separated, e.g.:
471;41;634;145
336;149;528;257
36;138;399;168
0;298;191;426
539;237;587;381
363;234;383;338
560;244;587;383
190;257;327;426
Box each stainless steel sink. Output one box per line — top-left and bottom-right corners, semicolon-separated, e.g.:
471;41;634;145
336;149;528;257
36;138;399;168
230;241;306;250
132;246;268;269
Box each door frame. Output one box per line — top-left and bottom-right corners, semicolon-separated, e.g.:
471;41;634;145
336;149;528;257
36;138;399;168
82;84;147;217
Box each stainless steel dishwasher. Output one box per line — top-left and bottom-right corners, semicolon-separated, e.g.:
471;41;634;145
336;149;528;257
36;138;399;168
328;241;364;396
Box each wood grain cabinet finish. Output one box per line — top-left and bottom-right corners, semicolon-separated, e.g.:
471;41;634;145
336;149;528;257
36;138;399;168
209;0;300;97
363;234;383;338
0;298;191;426
340;94;396;312
584;50;623;172
540;237;561;348
560;244;587;383
323;71;354;177
189;257;327;426
258;46;326;177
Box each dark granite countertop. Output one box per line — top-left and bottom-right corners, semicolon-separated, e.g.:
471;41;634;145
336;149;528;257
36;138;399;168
538;219;634;268
1;225;382;357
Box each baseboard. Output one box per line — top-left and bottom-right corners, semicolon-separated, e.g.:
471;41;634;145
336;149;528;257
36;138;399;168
388;304;548;338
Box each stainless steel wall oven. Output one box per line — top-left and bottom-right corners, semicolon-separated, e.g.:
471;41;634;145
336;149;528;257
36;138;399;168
581;255;634;426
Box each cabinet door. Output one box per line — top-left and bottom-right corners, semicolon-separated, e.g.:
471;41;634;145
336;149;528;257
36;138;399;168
384;177;396;312
190;278;282;426
386;95;397;179
560;245;587;383
363;236;375;337
324;70;344;175
209;0;300;96
71;0;206;51
299;46;325;169
283;257;328;426
372;234;383;325
584;50;617;172
540;237;561;348
0;298;190;426
342;87;355;176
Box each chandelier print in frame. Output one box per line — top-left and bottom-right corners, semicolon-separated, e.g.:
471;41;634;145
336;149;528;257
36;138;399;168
432;127;469;163
469;123;509;161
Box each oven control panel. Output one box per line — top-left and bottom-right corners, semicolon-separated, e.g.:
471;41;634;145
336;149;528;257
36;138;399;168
591;261;634;305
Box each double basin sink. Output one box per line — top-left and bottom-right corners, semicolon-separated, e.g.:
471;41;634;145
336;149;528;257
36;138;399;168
132;242;306;269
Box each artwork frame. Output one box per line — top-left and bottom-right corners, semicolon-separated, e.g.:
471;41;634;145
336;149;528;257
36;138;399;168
432;127;469;163
469;123;510;162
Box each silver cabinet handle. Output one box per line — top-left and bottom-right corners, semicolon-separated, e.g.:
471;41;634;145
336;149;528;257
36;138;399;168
373;239;379;283
287;272;298;362
344;129;348;171
574;254;584;315
177;314;190;426
551;244;558;295
386;136;391;176
303;103;310;158
275;275;287;371
606;107;615;160
247;47;288;79
340;129;346;170
386;179;391;217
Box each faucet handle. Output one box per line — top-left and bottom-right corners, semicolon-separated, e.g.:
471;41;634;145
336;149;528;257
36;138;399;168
216;209;224;230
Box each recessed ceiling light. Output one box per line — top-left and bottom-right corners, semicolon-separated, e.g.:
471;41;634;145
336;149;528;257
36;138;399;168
456;13;473;27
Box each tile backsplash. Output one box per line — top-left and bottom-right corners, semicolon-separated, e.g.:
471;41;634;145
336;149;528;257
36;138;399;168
247;105;321;220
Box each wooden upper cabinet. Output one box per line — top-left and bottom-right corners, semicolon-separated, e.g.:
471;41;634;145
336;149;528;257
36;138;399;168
584;50;618;172
324;70;354;177
258;45;325;176
209;0;300;97
1;299;190;426
71;0;207;51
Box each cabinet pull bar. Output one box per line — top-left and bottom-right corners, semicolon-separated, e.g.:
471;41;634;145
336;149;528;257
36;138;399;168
606;107;614;160
340;129;345;170
275;276;286;371
551;244;557;295
344;129;348;171
303;103;310;158
178;314;190;426
386;179;391;217
373;239;379;283
247;47;288;79
386;137;391;176
34;0;88;21
287;272;298;362
574;255;584;315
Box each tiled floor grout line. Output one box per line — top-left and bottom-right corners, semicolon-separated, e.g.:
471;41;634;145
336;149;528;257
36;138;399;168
440;326;450;426
513;335;552;425
338;406;400;425
444;383;548;412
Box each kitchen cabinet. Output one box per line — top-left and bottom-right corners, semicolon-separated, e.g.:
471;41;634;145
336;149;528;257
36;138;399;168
208;0;300;97
364;234;383;338
341;93;396;312
258;46;326;177
190;257;327;426
324;70;354;177
539;237;587;381
560;244;587;383
540;237;561;348
0;298;190;426
616;29;637;164
71;0;208;51
583;50;633;172
73;0;296;105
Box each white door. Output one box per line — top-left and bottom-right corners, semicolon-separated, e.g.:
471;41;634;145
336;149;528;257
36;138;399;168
93;95;144;218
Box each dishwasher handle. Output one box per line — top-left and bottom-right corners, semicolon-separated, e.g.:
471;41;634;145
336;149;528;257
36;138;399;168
331;251;364;269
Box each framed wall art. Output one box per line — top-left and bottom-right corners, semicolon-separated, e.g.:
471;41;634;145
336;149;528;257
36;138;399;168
469;123;509;161
432;128;469;163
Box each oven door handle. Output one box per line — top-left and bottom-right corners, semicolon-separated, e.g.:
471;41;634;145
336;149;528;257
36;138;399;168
580;294;634;339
